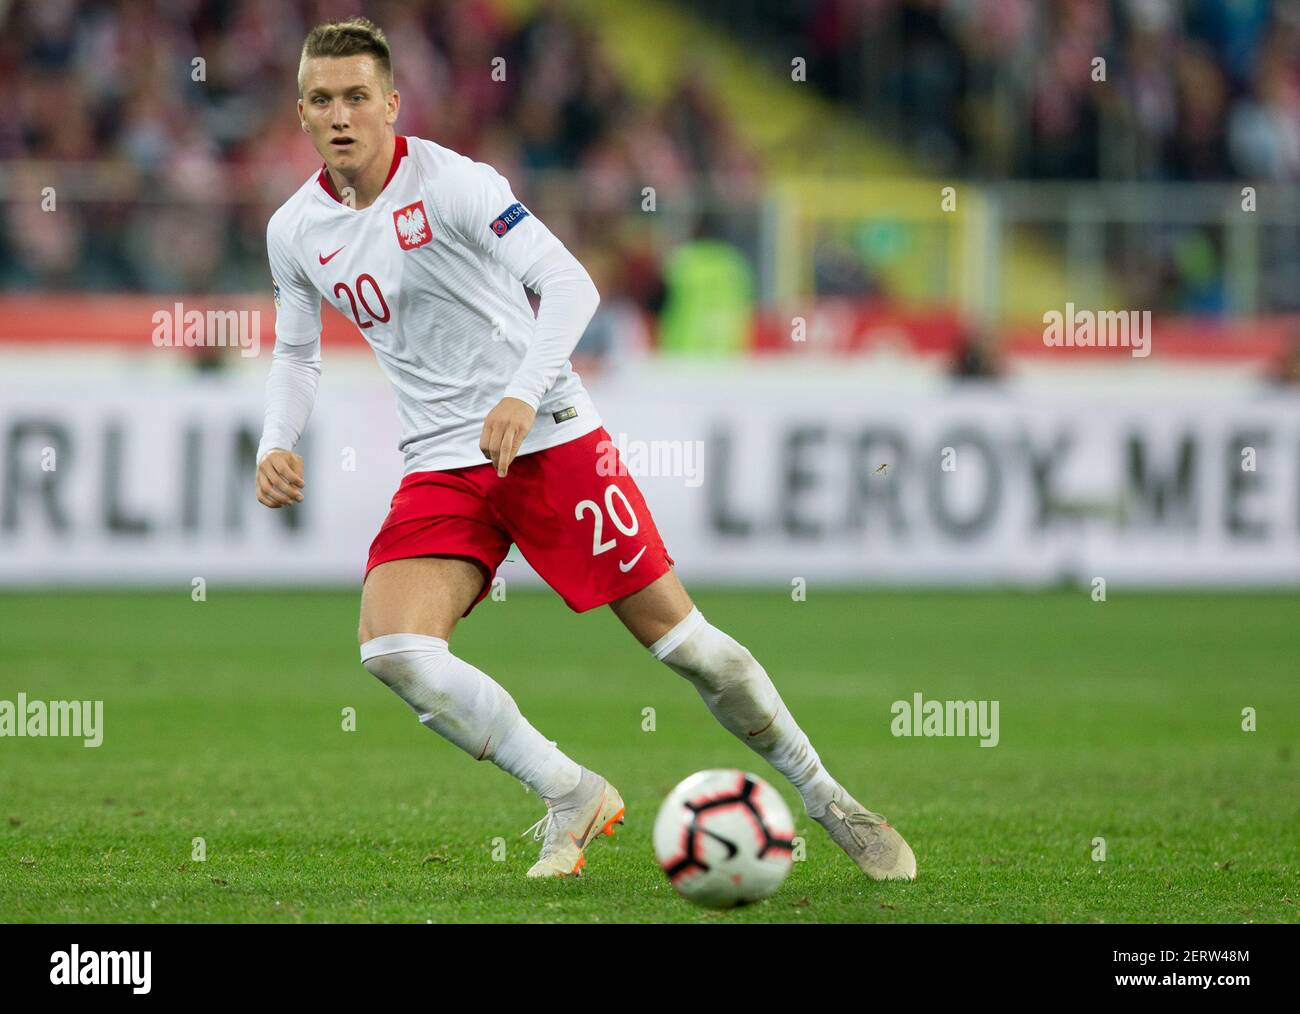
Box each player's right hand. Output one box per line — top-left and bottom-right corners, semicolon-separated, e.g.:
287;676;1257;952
256;449;305;508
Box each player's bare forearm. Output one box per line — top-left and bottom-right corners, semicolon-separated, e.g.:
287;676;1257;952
479;397;536;477
256;449;306;508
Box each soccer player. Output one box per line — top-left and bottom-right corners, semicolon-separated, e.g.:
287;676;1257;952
256;17;916;882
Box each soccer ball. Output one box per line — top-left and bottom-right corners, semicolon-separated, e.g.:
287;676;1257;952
653;769;796;908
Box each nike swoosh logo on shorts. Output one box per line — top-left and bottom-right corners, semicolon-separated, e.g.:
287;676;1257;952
618;547;647;572
318;246;345;265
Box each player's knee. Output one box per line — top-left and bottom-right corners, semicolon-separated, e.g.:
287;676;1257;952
360;636;453;707
362;650;419;705
357;610;397;646
666;626;779;735
360;649;410;689
664;622;761;693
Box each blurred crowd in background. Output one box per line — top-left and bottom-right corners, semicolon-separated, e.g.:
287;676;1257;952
1;0;1298;370
708;0;1300;182
0;0;756;359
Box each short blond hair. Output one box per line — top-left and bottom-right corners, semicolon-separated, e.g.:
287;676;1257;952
298;17;394;97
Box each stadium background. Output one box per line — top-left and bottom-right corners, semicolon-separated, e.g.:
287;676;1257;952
1;0;1296;923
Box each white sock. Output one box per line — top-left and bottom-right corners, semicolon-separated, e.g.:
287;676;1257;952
360;634;582;800
650;608;840;817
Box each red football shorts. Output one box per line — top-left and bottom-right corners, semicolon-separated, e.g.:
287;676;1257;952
365;426;675;615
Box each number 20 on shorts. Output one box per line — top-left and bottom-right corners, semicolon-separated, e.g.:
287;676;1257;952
575;484;640;556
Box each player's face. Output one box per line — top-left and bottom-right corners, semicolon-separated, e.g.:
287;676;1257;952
298;55;398;177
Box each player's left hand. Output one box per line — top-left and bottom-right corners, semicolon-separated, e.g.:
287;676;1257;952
480;397;536;477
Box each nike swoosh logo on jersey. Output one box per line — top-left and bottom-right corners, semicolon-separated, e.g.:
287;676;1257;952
318;246;345;265
618;547;647;573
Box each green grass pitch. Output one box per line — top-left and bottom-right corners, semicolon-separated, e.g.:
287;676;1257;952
1;587;1296;923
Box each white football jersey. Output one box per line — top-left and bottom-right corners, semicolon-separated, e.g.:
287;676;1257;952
266;135;602;472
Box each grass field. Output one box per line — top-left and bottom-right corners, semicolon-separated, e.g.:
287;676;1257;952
1;588;1296;923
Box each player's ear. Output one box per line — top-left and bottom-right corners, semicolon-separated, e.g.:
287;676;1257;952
386;89;400;125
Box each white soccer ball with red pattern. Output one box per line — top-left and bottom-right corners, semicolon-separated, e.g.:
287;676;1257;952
653;769;796;908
